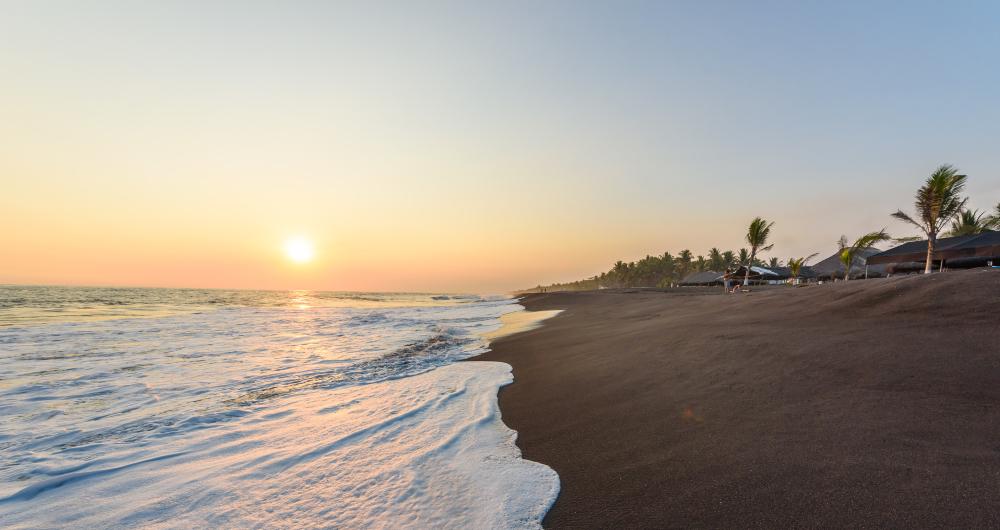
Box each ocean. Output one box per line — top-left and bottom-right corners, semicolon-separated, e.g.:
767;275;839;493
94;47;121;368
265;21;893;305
0;286;558;528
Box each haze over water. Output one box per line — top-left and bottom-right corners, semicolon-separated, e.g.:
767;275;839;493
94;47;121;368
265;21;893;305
0;286;558;528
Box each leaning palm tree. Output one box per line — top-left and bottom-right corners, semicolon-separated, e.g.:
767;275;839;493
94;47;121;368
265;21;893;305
947;209;989;237
837;230;891;281
891;165;968;274
787;253;819;284
743;217;774;285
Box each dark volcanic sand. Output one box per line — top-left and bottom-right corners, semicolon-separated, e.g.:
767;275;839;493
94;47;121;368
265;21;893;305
474;269;1000;528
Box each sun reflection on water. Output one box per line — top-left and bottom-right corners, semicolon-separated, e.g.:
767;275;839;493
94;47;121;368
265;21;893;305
289;290;312;310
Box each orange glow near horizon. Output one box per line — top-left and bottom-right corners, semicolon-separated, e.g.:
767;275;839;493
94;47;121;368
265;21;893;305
7;3;986;293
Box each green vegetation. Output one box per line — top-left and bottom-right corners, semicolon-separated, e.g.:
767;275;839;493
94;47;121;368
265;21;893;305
529;164;995;294
948;210;992;237
947;209;990;237
743;217;775;286
989;203;1000;229
787;253;819;282
528;247;772;292
837;230;892;281
891;165;968;274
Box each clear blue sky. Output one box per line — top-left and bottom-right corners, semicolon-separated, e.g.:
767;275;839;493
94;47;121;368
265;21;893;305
3;1;999;290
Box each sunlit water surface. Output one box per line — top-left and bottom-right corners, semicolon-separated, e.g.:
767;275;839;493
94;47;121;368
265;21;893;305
0;286;558;528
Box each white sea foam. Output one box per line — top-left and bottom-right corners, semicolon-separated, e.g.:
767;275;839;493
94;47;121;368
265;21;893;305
0;288;559;528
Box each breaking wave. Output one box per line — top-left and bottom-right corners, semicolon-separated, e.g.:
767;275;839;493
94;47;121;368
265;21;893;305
0;287;557;528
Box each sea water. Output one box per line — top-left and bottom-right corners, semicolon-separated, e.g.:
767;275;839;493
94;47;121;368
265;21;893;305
0;286;558;528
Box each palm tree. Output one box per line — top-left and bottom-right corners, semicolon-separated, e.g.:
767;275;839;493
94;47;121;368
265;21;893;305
947;209;990;236
787;253;819;284
677;249;693;281
611;260;628;288
767;257;782;268
891;165;968;274
984;203;1000;230
708;248;725;272
722;250;736;269
660;252;676;285
743;217;774;285
737;248;751;268
837;230;891;281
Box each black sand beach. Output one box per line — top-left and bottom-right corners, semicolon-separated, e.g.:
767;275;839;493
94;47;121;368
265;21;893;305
475;269;1000;528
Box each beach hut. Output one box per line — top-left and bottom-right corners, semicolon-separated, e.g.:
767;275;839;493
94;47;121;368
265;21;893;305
811;248;888;280
867;230;1000;272
730;265;782;285
765;266;818;282
678;270;724;286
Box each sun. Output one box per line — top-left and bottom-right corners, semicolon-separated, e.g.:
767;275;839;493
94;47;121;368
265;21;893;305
284;237;315;264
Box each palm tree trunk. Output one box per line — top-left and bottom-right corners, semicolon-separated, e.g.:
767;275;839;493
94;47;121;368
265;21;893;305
743;249;755;286
924;234;936;274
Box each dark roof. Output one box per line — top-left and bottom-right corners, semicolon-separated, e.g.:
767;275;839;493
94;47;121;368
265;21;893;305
867;230;1000;265
766;266;818;279
678;270;723;285
811;247;888;278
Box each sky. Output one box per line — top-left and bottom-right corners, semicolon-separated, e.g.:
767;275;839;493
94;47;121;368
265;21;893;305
3;1;1000;293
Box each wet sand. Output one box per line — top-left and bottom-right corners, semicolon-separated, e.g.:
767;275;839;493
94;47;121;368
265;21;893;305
474;269;1000;528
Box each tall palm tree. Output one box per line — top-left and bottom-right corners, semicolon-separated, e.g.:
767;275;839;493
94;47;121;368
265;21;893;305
837;230;891;281
947;209;990;236
743;217;774;285
891;165;968;274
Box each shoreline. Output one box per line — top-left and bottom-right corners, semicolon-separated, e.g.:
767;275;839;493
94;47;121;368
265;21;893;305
477;269;1000;527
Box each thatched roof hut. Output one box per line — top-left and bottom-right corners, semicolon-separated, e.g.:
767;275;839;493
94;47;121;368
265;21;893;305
678;271;724;286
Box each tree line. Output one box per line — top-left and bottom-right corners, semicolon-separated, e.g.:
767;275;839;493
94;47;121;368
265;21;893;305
530;247;780;292
527;164;1000;292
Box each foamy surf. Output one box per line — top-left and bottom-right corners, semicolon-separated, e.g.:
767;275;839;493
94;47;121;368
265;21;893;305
0;288;559;529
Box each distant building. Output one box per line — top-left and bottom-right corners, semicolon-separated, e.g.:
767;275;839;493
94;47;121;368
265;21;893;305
678;271;724;286
867;230;1000;272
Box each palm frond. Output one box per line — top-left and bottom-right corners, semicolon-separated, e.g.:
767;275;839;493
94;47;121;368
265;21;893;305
852;229;891;251
891;210;926;232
